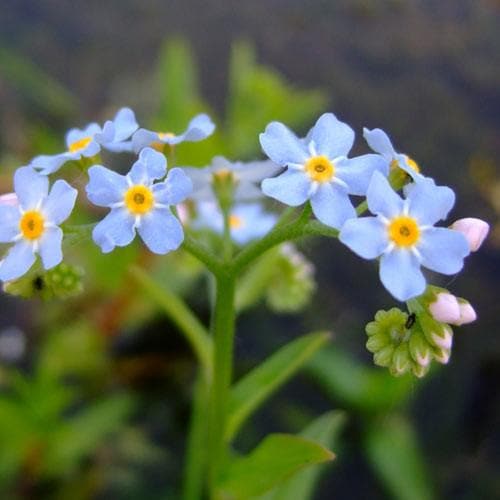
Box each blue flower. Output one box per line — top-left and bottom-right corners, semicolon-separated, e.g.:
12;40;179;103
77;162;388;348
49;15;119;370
193;202;277;245
184;156;281;201
339;172;470;301
86;148;192;254
132;114;215;153
0;167;77;281
363;127;424;181
30;108;139;174
259;113;388;229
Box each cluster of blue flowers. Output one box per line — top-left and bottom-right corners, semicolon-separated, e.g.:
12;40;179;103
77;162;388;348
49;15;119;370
0;108;475;303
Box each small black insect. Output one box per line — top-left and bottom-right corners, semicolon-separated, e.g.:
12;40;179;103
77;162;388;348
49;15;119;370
33;276;45;291
405;312;416;329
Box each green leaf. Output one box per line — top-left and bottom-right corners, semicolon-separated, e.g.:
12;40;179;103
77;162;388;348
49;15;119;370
260;411;347;500
218;434;334;499
364;415;435;500
0;46;77;118
43;394;133;476
308;346;414;413
226;40;328;159
226;331;330;442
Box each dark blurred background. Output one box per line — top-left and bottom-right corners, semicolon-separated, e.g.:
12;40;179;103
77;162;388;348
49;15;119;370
0;1;499;499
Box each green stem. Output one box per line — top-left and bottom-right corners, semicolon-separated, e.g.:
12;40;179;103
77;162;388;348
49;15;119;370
182;235;225;277
209;274;236;497
182;373;209;500
222;207;233;262
129;266;213;379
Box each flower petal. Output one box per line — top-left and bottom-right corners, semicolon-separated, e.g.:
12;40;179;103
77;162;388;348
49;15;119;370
259;122;308;166
137;147;167;180
336;154;389;196
112;107;139;142
380;249;426;301
14;167;49;209
229;204;277;245
166;114;215;145
0;241;36;281
86;166;128;207
65;123;101;147
92;209;135;253
38;227;63;269
363;128;396;159
42;180;77;225
261;170;310;206
339;216;388;259
418;227;470;275
406;178;456;225
137;210;184;254
132;129;159;152
0;205;21;243
310;183;356;229
309;113;355;158
153;168;192;205
30;154;72;175
366;171;403;218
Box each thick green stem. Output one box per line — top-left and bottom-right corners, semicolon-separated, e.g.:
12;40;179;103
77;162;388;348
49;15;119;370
209;274;236;497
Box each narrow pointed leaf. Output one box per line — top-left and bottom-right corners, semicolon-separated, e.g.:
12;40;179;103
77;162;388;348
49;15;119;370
218;434;335;499
364;415;435;500
260;411;346;500
226;331;330;442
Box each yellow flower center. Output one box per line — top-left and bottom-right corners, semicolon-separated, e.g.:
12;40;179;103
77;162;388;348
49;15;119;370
390;155;421;174
388;216;420;247
124;185;154;215
69;136;92;153
19;210;45;240
229;214;243;229
305;155;335;183
152;132;176;152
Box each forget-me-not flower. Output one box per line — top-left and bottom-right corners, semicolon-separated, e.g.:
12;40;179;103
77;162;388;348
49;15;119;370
184;156;281;202
0;167;77;281
86;147;192;254
192;202;277;245
31;108;139;174
363;127;423;181
132;114;215;153
339;172;470;301
259;113;388;229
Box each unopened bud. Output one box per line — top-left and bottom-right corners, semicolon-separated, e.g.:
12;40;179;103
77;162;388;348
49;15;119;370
455;299;477;325
451;217;489;252
429;292;461;324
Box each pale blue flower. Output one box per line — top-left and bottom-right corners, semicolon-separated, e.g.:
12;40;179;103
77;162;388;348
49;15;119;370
260;113;388;229
184;156;281;201
339;172;470;301
86;148;192;254
30;108;139;174
363;127;424;181
0;167;77;281
193;202;277;245
132;114;215;153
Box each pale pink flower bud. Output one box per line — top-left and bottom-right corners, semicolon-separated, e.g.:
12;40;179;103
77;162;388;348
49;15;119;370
0;193;19;207
455;300;477;325
451;218;489;252
429;292;461;324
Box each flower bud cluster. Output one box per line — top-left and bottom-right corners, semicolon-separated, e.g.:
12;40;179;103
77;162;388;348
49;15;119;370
3;263;84;300
366;307;453;378
266;244;316;313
